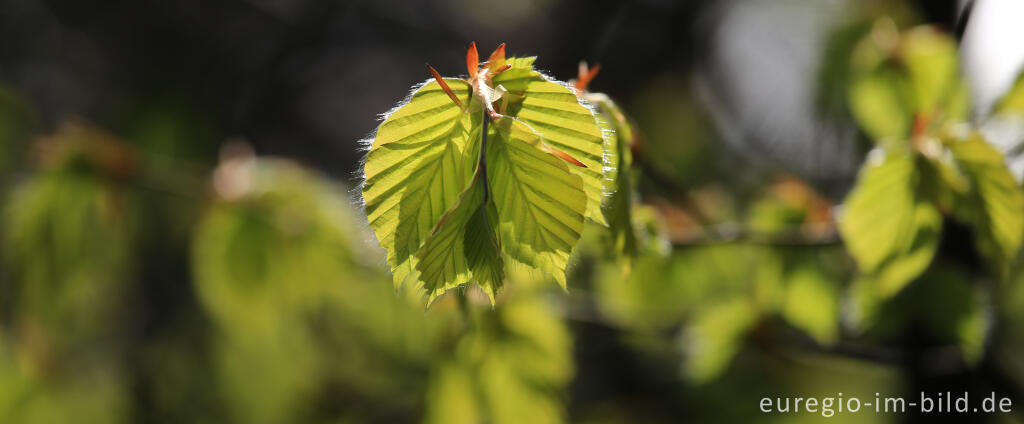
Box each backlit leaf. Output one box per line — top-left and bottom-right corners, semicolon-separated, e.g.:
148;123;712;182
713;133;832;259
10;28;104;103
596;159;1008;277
839;149;941;295
946;132;1024;275
362;78;479;290
684;298;758;383
424;287;573;424
416;172;504;304
488;119;587;288
363;50;607;302
494;62;608;225
994;71;1024;115
847;22;968;142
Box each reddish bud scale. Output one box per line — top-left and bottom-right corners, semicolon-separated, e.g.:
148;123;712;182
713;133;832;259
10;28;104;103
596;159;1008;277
466;42;479;78
426;64;464;109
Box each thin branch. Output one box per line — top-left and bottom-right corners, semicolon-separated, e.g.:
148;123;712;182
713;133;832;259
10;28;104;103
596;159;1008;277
669;221;841;247
479;108;490;203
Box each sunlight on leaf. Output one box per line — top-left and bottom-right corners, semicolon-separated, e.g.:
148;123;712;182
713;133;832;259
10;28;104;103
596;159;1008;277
362;78;480;290
684;298;758;383
425;287;572;424
363;49;608;302
839;148;940;296
945;132;1024;276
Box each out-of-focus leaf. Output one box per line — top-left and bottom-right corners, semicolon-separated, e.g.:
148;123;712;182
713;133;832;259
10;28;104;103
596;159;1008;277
850;265;989;363
839;149;941;295
195;155;460;422
3;121;138;353
683;298;758;383
589;93;638;264
945;133;1024;276
840;150;916;271
848;63;913;141
758;247;843;345
594;254;685;331
901;26;969;123
424;362;480;424
595;244;754;332
847;19;912;141
425;287;573;424
0;341;129;424
747;196;807;235
631;204;672;257
781;263;839;344
847;22;968;142
193;158;371;334
994;71;1024;115
869;200;942;295
746;176;834;240
214;329;318;424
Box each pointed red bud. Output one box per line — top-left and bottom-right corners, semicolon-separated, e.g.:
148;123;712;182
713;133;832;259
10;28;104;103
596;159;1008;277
427;64;464;109
466;42;479;78
574;62;601;92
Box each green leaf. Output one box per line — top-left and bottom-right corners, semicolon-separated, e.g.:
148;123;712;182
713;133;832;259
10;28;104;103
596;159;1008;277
193;158;372;333
3;121;138;350
848;63;913;141
490;57;541;92
364;54;607;302
416;172;504;304
781;263;839;344
684;298;758;383
214;327;319;424
591;94;638;261
994;70;1024;115
362;78;479;290
849;265;990;363
424;362;481;424
839;149;941;296
840;150;916;270
594;254;685;330
901;26;968;122
425;290;573;424
495;66;608;225
488;119;587;288
846;22;968;141
946;133;1024;275
879;203;942;295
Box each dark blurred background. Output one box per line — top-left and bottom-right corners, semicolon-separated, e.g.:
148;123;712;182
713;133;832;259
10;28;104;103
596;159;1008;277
4;0;1024;423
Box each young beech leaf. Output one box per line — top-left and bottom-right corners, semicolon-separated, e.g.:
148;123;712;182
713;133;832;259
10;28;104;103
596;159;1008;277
570;61;648;269
839;149;941;296
946;133;1024;275
496;71;609;225
362;44;608;302
589;92;639;262
362;78;480;290
847;21;969;143
489;119;587;289
416;171;504;304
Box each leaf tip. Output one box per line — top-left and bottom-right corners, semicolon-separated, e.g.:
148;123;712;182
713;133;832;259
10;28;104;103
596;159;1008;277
486;43;506;69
